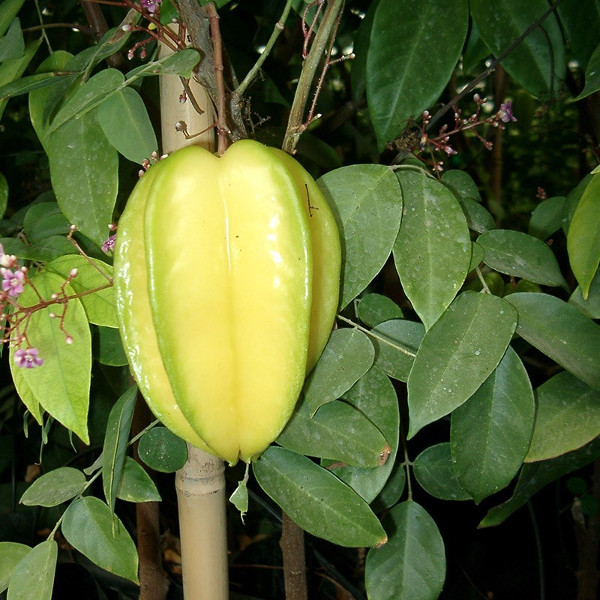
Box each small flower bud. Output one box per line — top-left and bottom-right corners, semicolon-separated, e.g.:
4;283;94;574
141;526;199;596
69;268;78;278
122;24;133;32
65;336;73;345
51;293;58;300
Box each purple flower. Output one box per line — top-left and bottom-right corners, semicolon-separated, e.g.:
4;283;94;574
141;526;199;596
14;347;44;369
140;0;161;13
1;268;25;297
498;101;517;123
102;234;116;254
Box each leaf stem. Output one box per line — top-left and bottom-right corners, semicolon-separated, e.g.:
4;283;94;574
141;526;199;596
336;314;417;358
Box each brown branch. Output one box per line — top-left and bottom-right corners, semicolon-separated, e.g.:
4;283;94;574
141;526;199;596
80;0;126;68
280;512;308;600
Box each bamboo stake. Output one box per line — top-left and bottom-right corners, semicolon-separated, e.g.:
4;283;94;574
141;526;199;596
158;33;229;600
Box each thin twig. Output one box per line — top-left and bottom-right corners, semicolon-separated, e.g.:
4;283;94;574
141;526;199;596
425;0;565;133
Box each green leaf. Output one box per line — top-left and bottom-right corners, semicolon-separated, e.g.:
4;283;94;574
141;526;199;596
11;272;91;443
570;270;600;318
318;165;402;308
327;367;400;503
48;69;125;134
505;292;600;390
46;255;117;328
117;457;161;503
573;42;600;100
394;170;471;329
442;170;482;203
407;291;517;438
0;542;30;593
0;0;25;38
558;0;600;68
93;326;128;366
413;443;471;501
365;501;445;600
357;293;403;327
370;319;424;382
102;385;137;512
0;18;23;62
478;229;567;288
20;467;86;507
62;496;139;583
28;51;73;150
125;48;201;79
97;87;157;164
365;0;469;147
528;196;566;240
567;173;600;298
563;173;592;234
0;72;66;103
9;358;43;424
23;203;70;242
471;0;565;97
14;236;78;263
138;427;188;473
480;436;600;527
0;38;42;121
458;198;496;234
253;446;387;548
450;346;535;502
48;111;118;246
278;395;390;468
303;328;375;415
372;459;406;511
7;540;57;600
0;172;7;218
526;372;600;462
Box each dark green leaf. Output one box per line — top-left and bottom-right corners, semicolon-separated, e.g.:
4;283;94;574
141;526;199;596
567;173;600;298
0;0;25;38
413;443;471;501
471;0;565;97
357;293;403;327
526;372;600;462
394;170;471;329
570;270;600;318
442;170;482;203
480;436;600;527
371;319;424;382
7;540;57;600
304;328;375;415
318;165;402;308
407;291;517;438
365;501;445;600
505;292;600;390
528;196;566;240
117;457;161;503
254;447;387;548
48;112;118;246
93;326;128;366
0;18;23;62
558;0;600;68
97;87;157;164
478;229;567;288
366;0;469;147
23;202;70;242
125;48;201;79
20;467;86;507
0;542;30;593
278;396;390;468
138;427;188;473
450;347;535;502
102;385;137;512
573;42;600;100
61;496;139;583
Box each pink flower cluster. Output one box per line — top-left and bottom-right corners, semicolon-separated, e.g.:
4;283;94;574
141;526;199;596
0;244;23;297
1;244;44;369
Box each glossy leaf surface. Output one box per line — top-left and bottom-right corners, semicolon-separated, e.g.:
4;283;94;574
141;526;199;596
20;467;86;507
450;347;535;502
62;496;139;583
407;291;517;438
254;447;387;548
526;372;600;462
394;170;471;329
318;164;402;308
365;0;468;147
365;501;445;600
505;292;600;390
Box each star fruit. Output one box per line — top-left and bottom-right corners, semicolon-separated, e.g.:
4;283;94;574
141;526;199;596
114;140;341;464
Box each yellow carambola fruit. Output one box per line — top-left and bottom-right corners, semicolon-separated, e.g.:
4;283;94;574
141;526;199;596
114;140;341;464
